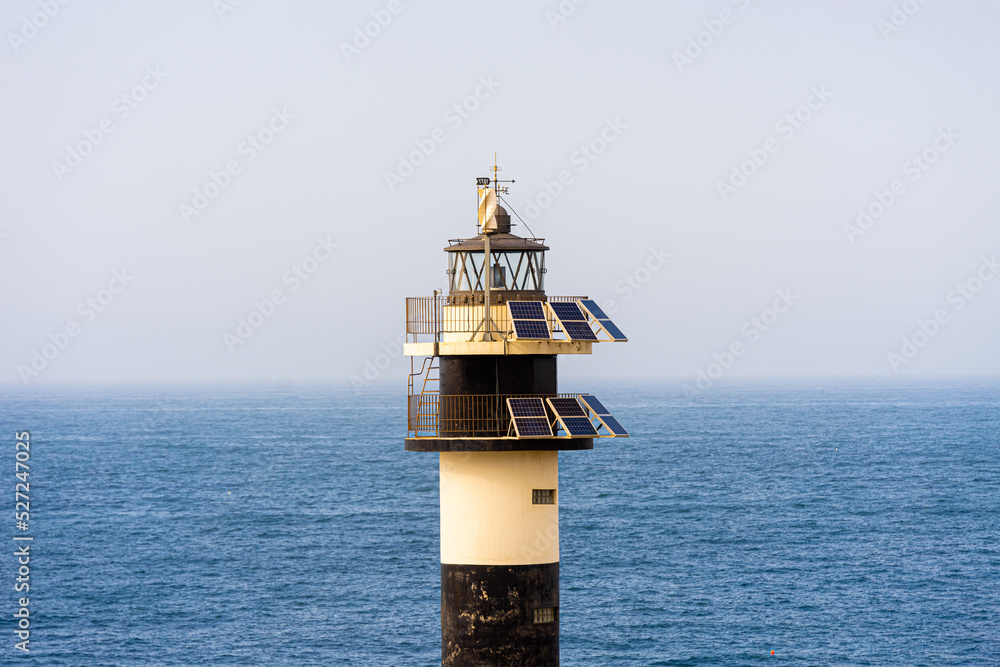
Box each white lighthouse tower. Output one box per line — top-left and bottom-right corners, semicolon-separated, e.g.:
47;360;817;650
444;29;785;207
403;163;629;666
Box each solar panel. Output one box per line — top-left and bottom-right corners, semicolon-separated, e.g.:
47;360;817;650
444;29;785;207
509;301;545;319
597;319;628;341
508;301;550;340
548;302;599;340
513;320;550;339
579;299;628;342
598;415;628;436
578;395;608;415
578;299;609;320
561;321;599;341
508;397;546;417
546;397;599;437
547;397;588;417
579;394;629;437
514;418;553;437
549;301;587;321
506;398;553;438
561;417;599;437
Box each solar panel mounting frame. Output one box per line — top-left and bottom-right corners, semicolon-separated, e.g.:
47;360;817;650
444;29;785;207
579;394;629;437
579;299;628;342
547;302;599;341
506;397;554;438
507;301;551;340
545;396;599;437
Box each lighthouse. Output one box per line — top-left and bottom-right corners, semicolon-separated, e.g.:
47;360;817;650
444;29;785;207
404;163;629;666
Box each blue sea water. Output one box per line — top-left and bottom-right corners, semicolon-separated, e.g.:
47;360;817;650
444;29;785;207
1;381;998;666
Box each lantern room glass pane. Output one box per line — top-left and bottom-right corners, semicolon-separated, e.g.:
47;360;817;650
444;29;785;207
448;250;545;292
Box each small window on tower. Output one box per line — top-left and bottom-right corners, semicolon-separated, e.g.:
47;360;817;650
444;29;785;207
533;606;557;624
532;489;555;505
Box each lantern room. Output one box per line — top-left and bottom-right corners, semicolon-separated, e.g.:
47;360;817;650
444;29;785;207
445;205;548;303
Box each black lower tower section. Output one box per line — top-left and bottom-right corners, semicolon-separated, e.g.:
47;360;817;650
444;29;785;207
442;563;559;667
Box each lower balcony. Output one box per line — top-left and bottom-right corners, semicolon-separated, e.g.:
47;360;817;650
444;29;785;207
405;392;626;453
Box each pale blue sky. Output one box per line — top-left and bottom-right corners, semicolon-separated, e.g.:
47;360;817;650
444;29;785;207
2;0;998;387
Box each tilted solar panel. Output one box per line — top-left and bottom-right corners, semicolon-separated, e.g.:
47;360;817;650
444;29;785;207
579;394;608;415
507;397;546;417
506;397;554;438
579;299;628;341
597;319;628;341
547;397;588;418
598;415;629;437
549;301;588;321
560;417;599;437
513;417;553;437
579;394;629;437
512;320;550;339
579;299;609;320
561;321;599;341
508;301;550;340
509;301;545;320
546;396;598;438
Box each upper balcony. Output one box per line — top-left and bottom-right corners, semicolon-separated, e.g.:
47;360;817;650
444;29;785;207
404;295;599;357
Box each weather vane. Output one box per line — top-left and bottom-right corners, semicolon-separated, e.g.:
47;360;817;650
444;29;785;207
477;152;515;196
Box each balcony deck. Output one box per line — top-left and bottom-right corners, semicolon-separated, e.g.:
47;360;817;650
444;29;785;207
405;392;599;452
405;295;595;356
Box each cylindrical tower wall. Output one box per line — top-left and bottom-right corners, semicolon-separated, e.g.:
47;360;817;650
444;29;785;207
440;451;559;666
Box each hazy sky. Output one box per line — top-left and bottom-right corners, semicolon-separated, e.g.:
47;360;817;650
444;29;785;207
2;0;998;389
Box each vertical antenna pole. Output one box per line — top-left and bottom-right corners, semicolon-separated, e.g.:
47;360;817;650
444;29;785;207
483;232;493;341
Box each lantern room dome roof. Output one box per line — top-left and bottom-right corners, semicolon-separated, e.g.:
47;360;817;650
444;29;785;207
445;232;549;253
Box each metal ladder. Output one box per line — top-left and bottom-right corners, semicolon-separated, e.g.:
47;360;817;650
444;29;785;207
408;356;439;434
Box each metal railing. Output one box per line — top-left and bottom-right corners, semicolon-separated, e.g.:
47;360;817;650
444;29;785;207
405;295;587;342
405;295;443;336
407;393;582;438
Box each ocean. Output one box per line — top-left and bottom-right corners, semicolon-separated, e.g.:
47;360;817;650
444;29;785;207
1;381;998;665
